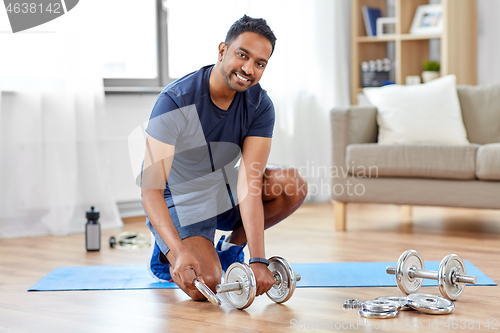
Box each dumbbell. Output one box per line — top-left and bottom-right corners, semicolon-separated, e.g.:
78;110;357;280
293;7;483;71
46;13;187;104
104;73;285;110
386;250;477;300
215;256;301;309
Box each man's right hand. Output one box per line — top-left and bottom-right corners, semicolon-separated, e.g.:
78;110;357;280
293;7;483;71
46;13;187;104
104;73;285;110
170;249;204;290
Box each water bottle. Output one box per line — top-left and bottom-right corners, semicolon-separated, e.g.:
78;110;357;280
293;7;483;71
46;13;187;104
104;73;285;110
85;206;101;251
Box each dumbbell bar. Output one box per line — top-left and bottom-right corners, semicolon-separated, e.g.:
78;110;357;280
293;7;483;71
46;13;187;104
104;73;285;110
386;250;477;300
386;266;476;284
215;256;301;309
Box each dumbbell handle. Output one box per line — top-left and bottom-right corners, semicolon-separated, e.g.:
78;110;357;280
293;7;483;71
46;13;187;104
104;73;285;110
216;273;302;294
386;266;477;284
216;281;244;293
272;272;302;284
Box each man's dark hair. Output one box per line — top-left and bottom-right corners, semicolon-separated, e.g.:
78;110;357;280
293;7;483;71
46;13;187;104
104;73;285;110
225;15;277;56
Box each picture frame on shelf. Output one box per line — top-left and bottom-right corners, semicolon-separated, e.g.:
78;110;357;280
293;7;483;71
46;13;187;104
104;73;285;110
410;4;443;35
376;17;397;37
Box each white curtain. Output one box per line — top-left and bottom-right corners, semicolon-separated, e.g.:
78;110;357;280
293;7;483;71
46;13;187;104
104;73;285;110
477;0;500;85
254;0;351;202
166;0;351;202
0;1;122;238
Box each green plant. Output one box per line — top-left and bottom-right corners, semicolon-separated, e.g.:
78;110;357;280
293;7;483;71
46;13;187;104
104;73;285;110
423;60;440;72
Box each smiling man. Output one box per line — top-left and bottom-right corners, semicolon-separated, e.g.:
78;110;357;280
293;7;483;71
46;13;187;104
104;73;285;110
141;15;307;301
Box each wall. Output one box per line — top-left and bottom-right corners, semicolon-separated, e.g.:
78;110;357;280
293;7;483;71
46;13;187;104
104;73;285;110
102;94;157;215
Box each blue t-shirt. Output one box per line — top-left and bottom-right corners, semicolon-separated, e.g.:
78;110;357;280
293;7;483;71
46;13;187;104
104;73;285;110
146;65;275;200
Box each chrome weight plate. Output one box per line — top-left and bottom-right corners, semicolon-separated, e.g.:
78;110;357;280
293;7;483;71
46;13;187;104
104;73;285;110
438;254;466;301
358;309;399;319
375;296;412;311
194;278;222;306
225;262;256;310
396;250;424;295
362;300;398;312
266;256;299;304
407;293;455;315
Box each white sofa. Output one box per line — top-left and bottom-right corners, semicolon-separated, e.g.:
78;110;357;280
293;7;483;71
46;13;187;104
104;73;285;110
330;84;500;230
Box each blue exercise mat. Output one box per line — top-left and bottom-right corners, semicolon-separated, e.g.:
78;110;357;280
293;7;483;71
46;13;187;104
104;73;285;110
28;261;496;292
293;262;496;288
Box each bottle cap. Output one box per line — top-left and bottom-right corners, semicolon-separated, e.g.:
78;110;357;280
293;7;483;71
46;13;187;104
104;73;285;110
86;206;100;221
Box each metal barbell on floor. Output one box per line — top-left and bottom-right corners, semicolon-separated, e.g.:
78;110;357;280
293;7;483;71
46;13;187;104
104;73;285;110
386;249;477;300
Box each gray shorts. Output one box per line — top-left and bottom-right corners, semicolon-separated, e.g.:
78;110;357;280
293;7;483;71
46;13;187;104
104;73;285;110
146;168;242;257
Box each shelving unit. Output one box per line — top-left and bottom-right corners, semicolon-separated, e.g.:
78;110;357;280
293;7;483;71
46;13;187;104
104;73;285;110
351;0;477;104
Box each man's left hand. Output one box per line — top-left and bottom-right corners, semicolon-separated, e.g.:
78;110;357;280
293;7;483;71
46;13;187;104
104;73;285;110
250;262;274;296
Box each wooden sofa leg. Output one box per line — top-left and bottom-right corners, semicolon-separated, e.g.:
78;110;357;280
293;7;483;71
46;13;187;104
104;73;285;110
401;205;413;223
334;201;347;231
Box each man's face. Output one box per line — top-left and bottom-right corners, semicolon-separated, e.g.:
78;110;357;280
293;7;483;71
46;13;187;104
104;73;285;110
219;31;273;92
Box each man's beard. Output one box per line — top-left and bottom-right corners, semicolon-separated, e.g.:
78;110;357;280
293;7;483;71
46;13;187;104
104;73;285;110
220;64;253;92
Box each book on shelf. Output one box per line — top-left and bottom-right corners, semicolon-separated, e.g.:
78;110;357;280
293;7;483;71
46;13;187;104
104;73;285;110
362;6;382;36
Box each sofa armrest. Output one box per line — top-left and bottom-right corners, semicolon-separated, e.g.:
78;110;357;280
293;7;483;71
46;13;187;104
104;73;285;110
330;106;378;170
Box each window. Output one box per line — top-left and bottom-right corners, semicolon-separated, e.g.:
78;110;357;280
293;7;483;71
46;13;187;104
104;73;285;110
100;0;168;91
165;0;248;78
100;0;252;91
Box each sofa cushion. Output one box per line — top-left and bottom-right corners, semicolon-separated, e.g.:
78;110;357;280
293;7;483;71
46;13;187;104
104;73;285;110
476;144;500;180
346;144;479;180
363;75;469;145
457;84;500;145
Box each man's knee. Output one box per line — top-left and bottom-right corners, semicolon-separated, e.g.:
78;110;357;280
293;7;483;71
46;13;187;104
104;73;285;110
185;273;221;301
273;167;307;203
291;168;308;201
201;273;222;293
187;289;207;301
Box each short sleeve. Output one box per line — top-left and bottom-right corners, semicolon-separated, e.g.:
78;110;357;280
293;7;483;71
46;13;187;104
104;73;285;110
145;93;187;145
246;93;275;138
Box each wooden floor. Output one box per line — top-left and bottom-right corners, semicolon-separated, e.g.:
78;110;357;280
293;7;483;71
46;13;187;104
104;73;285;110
1;202;499;333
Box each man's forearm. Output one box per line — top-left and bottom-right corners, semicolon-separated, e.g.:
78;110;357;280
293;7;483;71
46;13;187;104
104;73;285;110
238;188;266;259
142;189;185;255
236;136;272;259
